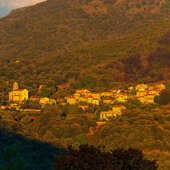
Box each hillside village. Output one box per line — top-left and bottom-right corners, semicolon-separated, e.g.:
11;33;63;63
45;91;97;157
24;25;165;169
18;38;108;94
0;81;166;121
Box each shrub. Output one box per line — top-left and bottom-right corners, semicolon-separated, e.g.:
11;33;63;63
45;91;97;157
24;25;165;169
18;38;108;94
53;144;158;170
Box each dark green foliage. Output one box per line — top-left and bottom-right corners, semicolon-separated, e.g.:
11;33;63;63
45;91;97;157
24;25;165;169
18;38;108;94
154;95;159;103
40;105;62;126
61;112;67;117
157;88;170;105
53;144;158;170
0;129;65;170
0;0;169;90
38;107;96;139
41;87;52;97
20;100;41;109
47;80;56;88
0;144;27;170
103;0;117;4
0;103;169;169
95;109;170;152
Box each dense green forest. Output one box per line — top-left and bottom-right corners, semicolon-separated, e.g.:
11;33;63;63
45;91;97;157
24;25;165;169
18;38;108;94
0;0;169;90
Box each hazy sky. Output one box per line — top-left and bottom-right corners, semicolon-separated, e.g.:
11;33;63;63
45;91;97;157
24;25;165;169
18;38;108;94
0;0;46;17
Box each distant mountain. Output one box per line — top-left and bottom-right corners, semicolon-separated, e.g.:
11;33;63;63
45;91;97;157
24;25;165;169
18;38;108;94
0;0;169;88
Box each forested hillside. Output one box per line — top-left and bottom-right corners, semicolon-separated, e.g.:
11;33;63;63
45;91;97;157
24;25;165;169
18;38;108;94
0;100;170;169
0;0;169;89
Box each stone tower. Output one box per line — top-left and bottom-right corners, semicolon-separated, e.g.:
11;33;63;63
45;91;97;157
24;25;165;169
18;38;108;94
13;82;19;91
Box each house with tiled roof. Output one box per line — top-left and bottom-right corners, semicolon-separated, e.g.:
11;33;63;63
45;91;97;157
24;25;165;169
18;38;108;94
135;84;148;91
100;110;122;120
9;103;19;108
101;92;113;97
65;96;77;105
49;99;57;105
39;97;50;105
89;92;101;100
115;93;128;102
155;83;165;90
76;89;90;95
139;94;156;104
112;89;121;93
78;96;88;103
92;98;100;105
74;92;81;99
111;105;126;113
128;86;134;91
136;90;147;97
148;90;160;96
1;105;12;109
103;98;112;104
100;111;114;120
145;94;156;103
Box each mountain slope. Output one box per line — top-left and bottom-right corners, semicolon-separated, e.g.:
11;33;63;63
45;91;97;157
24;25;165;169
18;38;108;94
0;0;169;89
0;0;169;59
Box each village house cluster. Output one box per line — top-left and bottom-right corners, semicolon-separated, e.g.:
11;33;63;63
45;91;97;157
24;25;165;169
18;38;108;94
100;105;126;121
65;88;129;105
134;83;165;104
1;82;56;110
0;81;166;121
65;83;165;106
65;83;165;120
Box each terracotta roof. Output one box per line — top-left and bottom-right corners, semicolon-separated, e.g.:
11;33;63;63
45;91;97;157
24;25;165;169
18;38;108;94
76;89;88;91
88;96;93;98
101;111;114;114
112;105;124;108
79;105;88;107
2;105;11;108
13;89;25;91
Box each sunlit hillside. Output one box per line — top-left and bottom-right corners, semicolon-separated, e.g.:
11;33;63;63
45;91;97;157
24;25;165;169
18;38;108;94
0;0;169;88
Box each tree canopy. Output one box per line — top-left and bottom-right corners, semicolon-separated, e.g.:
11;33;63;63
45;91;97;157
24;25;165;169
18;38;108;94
53;144;158;170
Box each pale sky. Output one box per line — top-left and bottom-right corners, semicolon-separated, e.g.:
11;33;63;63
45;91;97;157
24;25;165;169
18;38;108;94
0;0;46;17
0;0;46;8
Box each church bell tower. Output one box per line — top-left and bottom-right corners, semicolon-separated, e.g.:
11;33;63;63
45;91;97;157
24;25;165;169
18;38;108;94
13;82;19;90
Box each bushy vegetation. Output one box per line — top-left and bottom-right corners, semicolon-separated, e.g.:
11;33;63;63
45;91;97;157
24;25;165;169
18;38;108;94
0;0;169;91
53;144;158;170
156;88;170;105
0;102;169;169
0;128;65;170
91;108;170;169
